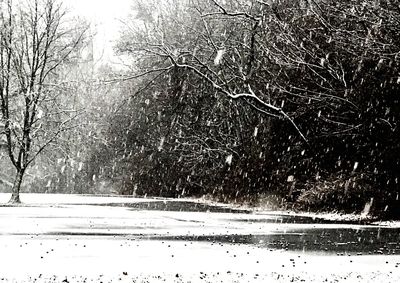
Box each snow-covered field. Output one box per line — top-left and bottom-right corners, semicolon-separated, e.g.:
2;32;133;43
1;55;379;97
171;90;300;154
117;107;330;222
0;193;399;282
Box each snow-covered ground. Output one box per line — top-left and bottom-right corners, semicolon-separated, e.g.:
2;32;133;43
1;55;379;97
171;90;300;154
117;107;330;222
0;193;399;282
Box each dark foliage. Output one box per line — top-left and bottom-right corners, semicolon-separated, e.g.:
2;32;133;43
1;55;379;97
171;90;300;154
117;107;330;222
89;0;400;216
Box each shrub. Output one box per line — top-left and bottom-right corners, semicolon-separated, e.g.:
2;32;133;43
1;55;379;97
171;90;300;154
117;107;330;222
294;175;374;213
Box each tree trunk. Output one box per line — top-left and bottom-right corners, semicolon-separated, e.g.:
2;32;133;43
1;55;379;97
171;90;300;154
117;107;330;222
8;170;24;204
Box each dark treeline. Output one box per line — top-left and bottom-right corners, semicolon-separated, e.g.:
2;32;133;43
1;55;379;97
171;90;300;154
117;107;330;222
82;0;399;216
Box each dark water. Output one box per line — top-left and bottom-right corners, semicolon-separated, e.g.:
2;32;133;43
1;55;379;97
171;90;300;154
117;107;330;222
86;200;251;214
149;228;400;255
36;200;400;255
119;201;400;254
43;226;400;255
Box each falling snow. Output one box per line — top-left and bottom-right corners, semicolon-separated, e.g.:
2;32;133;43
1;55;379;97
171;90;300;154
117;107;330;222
214;49;225;66
1;0;400;281
225;154;233;165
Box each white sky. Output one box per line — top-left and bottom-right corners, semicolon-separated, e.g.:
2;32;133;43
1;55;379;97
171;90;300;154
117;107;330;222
63;0;133;67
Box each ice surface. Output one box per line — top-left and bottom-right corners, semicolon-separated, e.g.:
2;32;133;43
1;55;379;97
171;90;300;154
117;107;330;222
0;194;398;282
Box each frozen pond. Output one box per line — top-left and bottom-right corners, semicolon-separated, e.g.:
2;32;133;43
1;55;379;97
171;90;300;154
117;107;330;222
0;193;399;282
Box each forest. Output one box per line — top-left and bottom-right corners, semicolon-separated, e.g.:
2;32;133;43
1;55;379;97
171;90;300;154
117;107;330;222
0;0;399;217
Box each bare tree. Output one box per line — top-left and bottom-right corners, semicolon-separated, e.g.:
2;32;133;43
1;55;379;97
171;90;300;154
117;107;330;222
0;0;87;203
115;0;309;141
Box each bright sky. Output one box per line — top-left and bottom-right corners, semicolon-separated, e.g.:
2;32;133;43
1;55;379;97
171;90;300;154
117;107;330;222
64;0;133;67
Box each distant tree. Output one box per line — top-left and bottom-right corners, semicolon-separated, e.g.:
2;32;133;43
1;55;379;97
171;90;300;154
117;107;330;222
0;0;87;203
